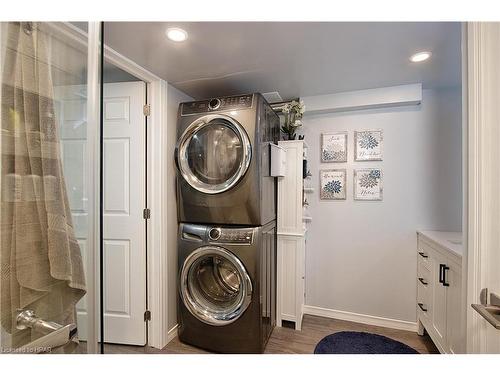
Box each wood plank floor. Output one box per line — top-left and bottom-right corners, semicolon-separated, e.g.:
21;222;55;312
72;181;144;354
102;314;439;354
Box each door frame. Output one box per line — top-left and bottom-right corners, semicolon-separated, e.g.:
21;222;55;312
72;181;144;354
102;34;169;351
49;22;170;350
465;22;500;353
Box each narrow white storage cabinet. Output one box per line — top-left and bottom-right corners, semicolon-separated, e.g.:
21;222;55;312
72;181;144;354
276;140;308;330
416;231;464;353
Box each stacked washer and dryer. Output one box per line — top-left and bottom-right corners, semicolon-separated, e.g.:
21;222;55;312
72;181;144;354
174;93;280;353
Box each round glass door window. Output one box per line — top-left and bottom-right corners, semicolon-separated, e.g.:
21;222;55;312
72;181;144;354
180;246;253;326
176;114;251;194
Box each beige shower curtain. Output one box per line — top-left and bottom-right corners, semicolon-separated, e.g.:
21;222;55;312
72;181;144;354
0;22;86;348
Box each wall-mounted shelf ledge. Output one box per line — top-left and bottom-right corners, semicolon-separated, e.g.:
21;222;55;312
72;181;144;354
303;187;314;193
302;216;312;223
302;83;422;115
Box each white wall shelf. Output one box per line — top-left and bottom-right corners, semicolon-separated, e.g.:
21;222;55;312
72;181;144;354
303;187;314;194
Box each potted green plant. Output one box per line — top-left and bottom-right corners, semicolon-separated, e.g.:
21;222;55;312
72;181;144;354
280;99;305;140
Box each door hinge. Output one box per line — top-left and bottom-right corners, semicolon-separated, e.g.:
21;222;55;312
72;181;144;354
143;208;151;219
143;104;151;117
144;310;151;321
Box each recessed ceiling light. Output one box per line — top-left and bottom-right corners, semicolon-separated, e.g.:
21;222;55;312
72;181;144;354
409;51;432;63
166;28;188;42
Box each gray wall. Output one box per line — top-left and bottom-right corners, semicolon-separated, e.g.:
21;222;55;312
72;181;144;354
301;88;462;323
166;84;193;330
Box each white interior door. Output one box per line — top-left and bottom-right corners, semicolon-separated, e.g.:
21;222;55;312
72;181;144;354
56;81;147;346
102;81;146;345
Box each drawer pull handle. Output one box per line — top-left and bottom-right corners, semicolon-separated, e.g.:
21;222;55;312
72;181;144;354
442;265;450;287
439;264;450;286
418;277;428;286
418;252;428;259
418;303;428;312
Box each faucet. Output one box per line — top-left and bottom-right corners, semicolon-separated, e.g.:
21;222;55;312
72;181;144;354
16;309;78;352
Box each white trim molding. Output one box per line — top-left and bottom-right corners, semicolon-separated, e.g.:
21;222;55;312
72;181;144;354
303;305;418;333
460;21;469;356
466;22;500;354
166;324;178;344
147;80;169;349
84;21;102;354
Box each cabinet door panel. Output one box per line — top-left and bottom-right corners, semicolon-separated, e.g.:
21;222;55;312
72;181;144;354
417;239;433;269
446;261;463;353
278;237;297;319
432;251;447;343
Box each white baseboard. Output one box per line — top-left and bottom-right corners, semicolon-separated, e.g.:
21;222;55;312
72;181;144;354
166;324;178;344
303;305;418;332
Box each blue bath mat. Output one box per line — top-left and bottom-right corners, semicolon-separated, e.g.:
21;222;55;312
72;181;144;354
314;331;419;354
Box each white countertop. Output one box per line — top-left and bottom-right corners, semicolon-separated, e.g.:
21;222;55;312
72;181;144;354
417;230;463;258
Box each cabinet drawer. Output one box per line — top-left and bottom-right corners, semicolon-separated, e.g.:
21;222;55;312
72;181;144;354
417;254;431;275
417;260;431;285
417;238;432;268
417;262;431;318
417;281;431;318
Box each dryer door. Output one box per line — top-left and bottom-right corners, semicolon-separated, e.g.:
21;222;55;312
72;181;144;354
180;246;253;326
175;114;252;194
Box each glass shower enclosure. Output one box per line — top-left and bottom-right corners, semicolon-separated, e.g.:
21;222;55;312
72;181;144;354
0;22;102;354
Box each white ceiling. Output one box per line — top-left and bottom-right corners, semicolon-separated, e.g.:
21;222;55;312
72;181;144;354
104;22;461;101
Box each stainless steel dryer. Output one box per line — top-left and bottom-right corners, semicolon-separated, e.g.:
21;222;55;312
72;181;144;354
175;93;279;225
177;222;276;353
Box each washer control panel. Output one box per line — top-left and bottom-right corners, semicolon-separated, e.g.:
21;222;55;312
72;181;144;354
181;94;253;116
208;227;254;244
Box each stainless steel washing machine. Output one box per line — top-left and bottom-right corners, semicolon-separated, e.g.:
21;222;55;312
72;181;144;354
175;93;279;225
177;222;276;353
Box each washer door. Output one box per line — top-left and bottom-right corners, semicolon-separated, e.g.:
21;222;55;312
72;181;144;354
180;246;253;326
176;114;252;194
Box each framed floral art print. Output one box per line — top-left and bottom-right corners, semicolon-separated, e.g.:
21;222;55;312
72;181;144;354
354;168;383;201
320;169;346;200
354;130;383;161
321;132;348;163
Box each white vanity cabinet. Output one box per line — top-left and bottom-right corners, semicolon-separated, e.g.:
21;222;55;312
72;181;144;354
416;231;464;354
276;140;308;330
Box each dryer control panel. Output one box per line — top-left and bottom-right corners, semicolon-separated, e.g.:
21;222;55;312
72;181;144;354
181;94;254;116
208;227;254;244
